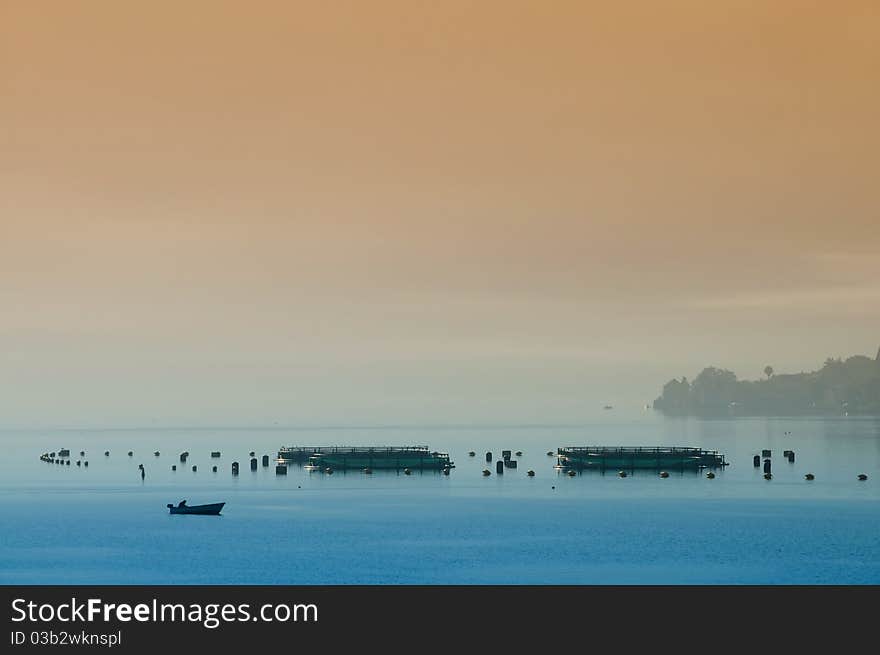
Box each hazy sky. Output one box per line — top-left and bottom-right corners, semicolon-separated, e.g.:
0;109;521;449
2;1;878;427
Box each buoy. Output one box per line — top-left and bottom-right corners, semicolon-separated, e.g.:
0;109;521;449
249;451;255;457
485;452;492;462
104;451;110;456
527;470;535;477
212;465;217;473
262;455;270;467
618;471;628;478
192;465;197;472
858;474;868;481
805;473;814;480
496;461;504;474
276;464;287;475
567;470;576;477
468;451;476;457
482;469;491;476
551;485;555;489
515;451;523;456
764;473;772;480
404;468;411;475
250;457;258;471
659;471;669;478
154;451;160;457
706;472;715;479
128;451;133;457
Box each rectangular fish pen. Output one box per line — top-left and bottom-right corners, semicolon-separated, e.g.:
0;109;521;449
278;446;453;471
556;446;726;471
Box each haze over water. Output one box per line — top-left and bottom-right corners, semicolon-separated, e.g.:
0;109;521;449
2;3;879;585
3;2;880;429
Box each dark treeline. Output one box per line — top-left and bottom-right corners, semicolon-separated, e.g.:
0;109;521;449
653;348;880;416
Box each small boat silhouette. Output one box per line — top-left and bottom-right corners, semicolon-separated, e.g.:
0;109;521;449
166;501;225;515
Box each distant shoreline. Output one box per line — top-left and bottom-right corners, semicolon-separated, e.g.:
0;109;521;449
654;349;880;418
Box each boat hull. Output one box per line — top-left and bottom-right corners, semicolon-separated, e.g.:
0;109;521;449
168;502;225;515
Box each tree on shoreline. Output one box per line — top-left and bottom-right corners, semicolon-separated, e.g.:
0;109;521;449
653;350;880;416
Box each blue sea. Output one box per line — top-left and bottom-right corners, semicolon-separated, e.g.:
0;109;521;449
1;413;879;584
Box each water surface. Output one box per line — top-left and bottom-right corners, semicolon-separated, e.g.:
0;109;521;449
2;413;878;584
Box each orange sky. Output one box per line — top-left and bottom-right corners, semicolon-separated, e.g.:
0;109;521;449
1;1;878;426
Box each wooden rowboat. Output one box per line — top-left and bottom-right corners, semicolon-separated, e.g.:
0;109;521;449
166;502;225;515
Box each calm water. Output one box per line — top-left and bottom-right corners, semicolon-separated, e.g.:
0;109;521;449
2;412;879;584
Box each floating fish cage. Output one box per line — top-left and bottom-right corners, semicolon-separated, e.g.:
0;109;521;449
278;446;453;471
556;446;726;471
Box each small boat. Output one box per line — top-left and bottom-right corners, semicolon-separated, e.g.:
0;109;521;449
166;501;225;515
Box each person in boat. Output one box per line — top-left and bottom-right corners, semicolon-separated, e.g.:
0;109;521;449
177;500;187;508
